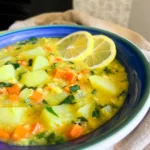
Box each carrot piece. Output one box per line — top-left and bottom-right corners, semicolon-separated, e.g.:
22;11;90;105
69;124;84;139
6;46;12;51
0;129;10;139
82;69;89;74
65;70;78;84
18;60;28;66
44;86;51;91
53;68;66;79
9;94;19;101
45;45;52;52
64;85;70;93
30;123;42;134
30;91;43;103
7;84;20;95
54;57;63;62
12;126;28;141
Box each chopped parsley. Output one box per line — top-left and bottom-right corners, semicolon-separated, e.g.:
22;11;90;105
103;67;112;74
72;117;88;125
19;37;38;45
92;108;100;118
43;100;48;105
36;132;46;139
5;61;20;69
91;89;97;94
69;85;80;93
28;59;33;66
118;90;127;97
60;95;75;104
90;70;95;75
78;117;88;122
51;63;57;69
46;106;59;117
21;85;37;91
0;82;14;88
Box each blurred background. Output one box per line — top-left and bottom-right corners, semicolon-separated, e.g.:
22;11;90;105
1;0;150;41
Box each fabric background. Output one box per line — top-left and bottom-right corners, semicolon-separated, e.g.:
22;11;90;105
73;0;133;27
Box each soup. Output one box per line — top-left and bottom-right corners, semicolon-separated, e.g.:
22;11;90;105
0;32;128;145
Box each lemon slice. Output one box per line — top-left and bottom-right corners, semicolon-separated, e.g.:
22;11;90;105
84;35;116;69
56;31;94;61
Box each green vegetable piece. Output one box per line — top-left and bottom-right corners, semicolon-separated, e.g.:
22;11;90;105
18;37;38;45
0;82;14;88
28;59;33;66
43;100;48;105
29;140;37;145
15;47;21;50
90;70;95;75
51;63;57;69
46;133;64;144
92;108;100;118
91;89;97;94
18;41;28;45
55;136;65;144
21;85;37;91
5;61;20;69
69;85;80;93
18;72;26;81
46;106;59;117
36;132;45;139
78;117;88;122
103;67;112;74
29;37;38;44
60;95;75;104
68;61;74;64
118;90;127;97
46;133;55;144
72;117;88;125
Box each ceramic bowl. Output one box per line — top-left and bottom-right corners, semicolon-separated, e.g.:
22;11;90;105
0;25;149;150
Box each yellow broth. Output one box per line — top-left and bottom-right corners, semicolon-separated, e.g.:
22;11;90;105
0;37;128;145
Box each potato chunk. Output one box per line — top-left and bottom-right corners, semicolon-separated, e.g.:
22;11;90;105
18;47;46;59
32;56;49;70
40;105;74;130
89;75;117;95
45;92;68;106
0;107;26;131
0;65;15;81
76;103;95;119
21;70;49;87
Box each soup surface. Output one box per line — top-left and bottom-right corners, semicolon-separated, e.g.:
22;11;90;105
0;33;128;145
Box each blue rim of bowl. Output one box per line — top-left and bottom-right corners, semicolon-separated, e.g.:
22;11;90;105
0;25;150;149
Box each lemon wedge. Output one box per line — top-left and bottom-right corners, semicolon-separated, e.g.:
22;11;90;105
84;35;116;69
56;31;94;61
